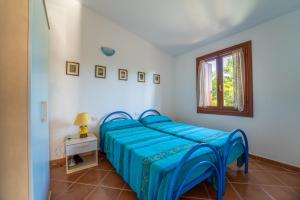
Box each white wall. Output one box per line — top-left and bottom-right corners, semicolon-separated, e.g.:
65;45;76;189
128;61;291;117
174;9;300;167
48;0;174;160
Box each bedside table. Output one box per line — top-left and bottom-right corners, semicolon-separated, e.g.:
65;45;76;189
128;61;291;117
65;134;98;174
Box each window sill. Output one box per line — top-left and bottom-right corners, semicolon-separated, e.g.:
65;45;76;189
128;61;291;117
197;107;253;117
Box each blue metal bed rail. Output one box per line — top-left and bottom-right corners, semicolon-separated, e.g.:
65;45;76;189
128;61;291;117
166;144;223;200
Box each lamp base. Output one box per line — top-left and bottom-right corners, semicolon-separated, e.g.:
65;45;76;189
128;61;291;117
79;125;89;138
80;133;88;138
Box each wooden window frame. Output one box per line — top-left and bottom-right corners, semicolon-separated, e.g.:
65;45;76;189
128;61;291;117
196;41;253;117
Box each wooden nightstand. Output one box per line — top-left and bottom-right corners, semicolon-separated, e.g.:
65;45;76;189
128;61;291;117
65;134;98;174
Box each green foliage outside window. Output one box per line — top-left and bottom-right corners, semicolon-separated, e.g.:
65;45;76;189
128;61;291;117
223;58;234;107
211;72;217;106
210;57;234;107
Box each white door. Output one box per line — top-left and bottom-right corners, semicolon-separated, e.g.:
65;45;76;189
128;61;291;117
29;0;50;199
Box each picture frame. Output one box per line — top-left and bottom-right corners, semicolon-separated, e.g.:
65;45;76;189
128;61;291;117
95;65;106;78
137;72;145;82
153;74;160;84
66;61;79;76
118;69;128;81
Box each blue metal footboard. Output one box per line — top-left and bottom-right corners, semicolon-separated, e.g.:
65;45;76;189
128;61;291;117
139;109;249;196
222;129;249;193
166;144;223;200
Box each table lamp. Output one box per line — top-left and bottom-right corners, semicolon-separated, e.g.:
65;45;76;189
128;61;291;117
74;112;92;138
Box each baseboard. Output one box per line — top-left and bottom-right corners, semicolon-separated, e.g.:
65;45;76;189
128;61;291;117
50;158;65;168
249;154;300;172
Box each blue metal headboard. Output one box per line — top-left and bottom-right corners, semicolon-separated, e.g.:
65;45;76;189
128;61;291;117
101;111;133;124
138;109;161;120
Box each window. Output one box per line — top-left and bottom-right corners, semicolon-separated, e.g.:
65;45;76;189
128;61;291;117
196;41;253;117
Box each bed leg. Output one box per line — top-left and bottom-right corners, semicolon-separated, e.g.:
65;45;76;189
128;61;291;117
244;142;249;175
245;153;249;175
222;166;226;195
238;152;249;175
217;172;223;200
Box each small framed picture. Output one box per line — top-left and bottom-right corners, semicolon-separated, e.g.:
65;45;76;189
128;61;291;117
66;61;79;76
118;69;128;81
137;72;145;82
153;74;160;84
95;65;106;78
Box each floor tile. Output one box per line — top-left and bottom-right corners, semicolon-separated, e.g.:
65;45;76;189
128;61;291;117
50;180;72;199
99;152;106;159
50;154;299;199
123;183;132;190
283;166;300;173
262;186;300;200
86;186;121;200
228;159;262;171
180;198;209;200
291;187;300;196
272;172;300;187
227;170;284;186
232;183;271;200
101;171;125;189
98;159;114;170
183;183;209;199
56;183;95;200
255;160;290;172
77;169;108;185
118;190;138;200
51;166;86;182
207;182;240;200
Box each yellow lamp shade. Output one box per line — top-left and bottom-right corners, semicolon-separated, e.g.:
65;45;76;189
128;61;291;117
74;112;92;126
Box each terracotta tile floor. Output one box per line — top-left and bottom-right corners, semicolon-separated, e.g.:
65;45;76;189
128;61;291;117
50;155;300;200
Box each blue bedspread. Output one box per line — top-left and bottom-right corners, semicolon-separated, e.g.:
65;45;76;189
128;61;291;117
143;121;245;165
101;121;236;200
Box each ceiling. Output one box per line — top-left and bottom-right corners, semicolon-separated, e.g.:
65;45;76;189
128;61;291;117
80;0;300;55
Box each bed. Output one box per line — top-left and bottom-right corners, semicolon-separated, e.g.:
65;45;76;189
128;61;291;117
138;109;249;192
100;111;223;200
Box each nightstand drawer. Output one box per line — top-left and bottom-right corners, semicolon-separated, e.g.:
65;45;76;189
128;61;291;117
66;140;97;155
